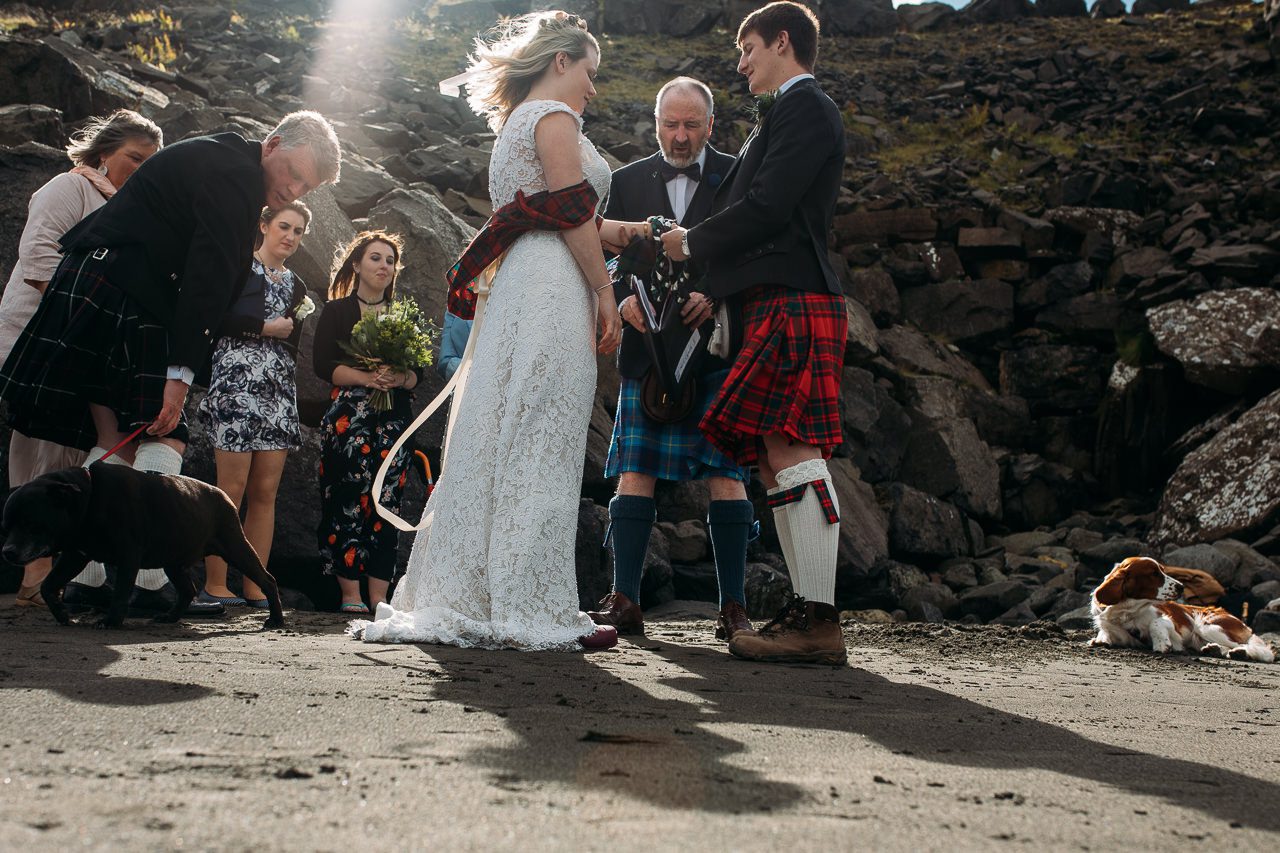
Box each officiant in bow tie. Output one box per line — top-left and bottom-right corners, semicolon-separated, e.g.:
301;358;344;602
588;77;758;646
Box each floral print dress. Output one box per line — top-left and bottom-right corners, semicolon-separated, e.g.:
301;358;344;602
198;260;302;452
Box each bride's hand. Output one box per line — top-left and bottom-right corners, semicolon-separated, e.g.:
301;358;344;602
595;292;621;354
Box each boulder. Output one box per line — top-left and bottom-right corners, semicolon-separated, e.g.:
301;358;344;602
839;366;912;483
899;278;1014;347
877;324;993;391
1094;362;1176;497
846;266;900;325
835;208;937;244
603;0;723;36
999;344;1109;412
0;143;67;278
962;0;1034;24
1131;0;1190;14
575;500;612;609
829;457;892;580
1147;288;1280;395
1161;543;1238;588
898;413;1002;520
959;578;1030;620
1057;604;1095;630
0;35;169;122
901;582;959;620
822;0;899;36
1268;0;1280;60
745;562;793;619
885;482;971;560
1001;453;1088;530
1036;0;1087;17
897;3;960;31
1152;389;1280;546
1090;0;1125;17
330;154;398;219
1186;245;1280;286
991;600;1038;626
0;104;64;148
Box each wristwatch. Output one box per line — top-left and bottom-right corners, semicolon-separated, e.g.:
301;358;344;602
680;230;691;258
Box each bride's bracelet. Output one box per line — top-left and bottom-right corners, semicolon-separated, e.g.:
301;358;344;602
594;282;613;293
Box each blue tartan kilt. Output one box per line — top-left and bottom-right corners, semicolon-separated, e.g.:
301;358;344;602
604;370;748;483
0;248;188;451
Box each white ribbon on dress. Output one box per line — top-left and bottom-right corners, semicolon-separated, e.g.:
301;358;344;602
370;257;501;532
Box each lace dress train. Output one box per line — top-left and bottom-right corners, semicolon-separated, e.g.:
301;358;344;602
351;99;609;650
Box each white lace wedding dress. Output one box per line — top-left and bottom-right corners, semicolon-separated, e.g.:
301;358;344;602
350;99;608;650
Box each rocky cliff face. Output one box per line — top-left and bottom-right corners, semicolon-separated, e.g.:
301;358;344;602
2;0;1279;632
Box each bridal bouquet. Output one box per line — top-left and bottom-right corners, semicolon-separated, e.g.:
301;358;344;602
340;297;435;412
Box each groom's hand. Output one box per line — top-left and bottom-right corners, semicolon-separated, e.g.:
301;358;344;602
661;227;688;261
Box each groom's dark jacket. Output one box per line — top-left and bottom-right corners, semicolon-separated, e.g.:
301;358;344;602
603;146;735;380
687;78;845;299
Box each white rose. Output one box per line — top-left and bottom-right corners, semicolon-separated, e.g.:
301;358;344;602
294;294;316;321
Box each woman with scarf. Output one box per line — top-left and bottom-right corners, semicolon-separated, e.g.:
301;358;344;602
1;109;162;608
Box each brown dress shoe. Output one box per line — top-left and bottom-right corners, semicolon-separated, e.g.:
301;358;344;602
587;591;644;635
728;595;847;665
714;600;755;642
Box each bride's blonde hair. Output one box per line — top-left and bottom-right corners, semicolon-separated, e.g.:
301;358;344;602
463;11;599;132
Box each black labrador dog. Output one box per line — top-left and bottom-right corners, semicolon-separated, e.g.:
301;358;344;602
2;463;285;629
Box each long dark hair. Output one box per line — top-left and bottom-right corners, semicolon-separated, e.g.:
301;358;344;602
328;230;404;301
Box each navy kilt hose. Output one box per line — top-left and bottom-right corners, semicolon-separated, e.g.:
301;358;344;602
700;285;846;467
605;369;747;483
317;386;412;582
0;247;189;450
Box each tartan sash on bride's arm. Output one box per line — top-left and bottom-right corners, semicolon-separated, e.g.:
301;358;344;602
446;179;601;319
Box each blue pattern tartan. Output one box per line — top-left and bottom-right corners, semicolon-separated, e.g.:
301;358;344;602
604;370;748;483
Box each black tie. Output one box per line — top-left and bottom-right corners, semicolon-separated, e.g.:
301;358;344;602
658;161;701;182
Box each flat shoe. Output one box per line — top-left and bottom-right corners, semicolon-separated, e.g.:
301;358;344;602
579;624;618;650
197;590;246;606
244;598;271;610
340;602;370;614
15;584;45;607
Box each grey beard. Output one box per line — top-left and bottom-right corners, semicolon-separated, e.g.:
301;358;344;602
659;144;705;170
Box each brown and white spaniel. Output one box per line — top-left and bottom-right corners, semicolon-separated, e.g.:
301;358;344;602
1090;557;1275;663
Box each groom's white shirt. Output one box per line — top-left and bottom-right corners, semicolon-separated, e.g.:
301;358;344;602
778;73;815;95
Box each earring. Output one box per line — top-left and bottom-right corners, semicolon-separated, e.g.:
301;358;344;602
98;163;108;176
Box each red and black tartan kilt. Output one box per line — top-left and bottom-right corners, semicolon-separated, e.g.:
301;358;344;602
699;285;845;467
0;248;189;451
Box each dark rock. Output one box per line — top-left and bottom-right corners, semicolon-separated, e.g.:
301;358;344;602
992;600;1038;626
1056;604;1095;629
1027;585;1064;615
1090;0;1125;18
1249;580;1280;620
877;325;993;391
901;582;959;620
1212;540;1280;590
576;500;612;610
0;34;168;123
1047;590;1091;620
661;519;708;564
836;208;938;243
822;0;899;36
1094;362;1175;497
1152;389;1280;546
639;525;673;608
745;562;793;619
1253;608;1280;635
0;104;64;148
1131;0;1190;14
330;155;398;219
1036;292;1129;347
829;457;891;579
672;562;717;603
847;266;900;325
1161;543;1238;587
1147;288;1280;395
942;560;979;590
1186;245;1280;286
900;278;1014;347
999;344;1109;412
0;142;66;276
886;482;971;559
899;411;1001;520
962;0;1034;24
897;3;960;31
844;295;879;363
603;0;723;36
1036;0;1087;17
1001;453;1088;530
959;578;1030;620
839;366;912;483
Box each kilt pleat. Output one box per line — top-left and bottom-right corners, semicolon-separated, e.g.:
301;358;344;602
0;249;187;451
699;285;845;467
605;371;747;483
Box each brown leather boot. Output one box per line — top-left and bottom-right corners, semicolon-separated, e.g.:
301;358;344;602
587;591;644;635
714;600;755;642
728;595;847;665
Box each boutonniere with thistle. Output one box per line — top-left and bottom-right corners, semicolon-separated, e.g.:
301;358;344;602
751;91;778;125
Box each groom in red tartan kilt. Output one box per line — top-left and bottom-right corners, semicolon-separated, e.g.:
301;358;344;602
662;1;848;665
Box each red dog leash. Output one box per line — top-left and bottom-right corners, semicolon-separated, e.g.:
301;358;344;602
95;422;151;464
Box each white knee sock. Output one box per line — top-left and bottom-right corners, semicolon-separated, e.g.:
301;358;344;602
73;446;130;587
772;459;840;606
132;442;185;591
767;484;798;588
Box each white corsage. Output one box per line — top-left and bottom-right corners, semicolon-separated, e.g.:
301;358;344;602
294;294;316;321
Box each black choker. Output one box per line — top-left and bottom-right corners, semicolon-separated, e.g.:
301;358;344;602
356;293;387;306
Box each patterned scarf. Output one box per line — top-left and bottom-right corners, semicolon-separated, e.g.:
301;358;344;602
70;165;118;199
446;180;599;320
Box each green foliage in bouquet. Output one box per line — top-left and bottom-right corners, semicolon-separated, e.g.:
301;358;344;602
340;297;436;412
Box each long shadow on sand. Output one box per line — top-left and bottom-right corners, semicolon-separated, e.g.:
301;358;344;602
380;635;1280;831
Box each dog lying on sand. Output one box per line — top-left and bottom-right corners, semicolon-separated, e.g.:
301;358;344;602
2;463;284;630
1090;557;1273;663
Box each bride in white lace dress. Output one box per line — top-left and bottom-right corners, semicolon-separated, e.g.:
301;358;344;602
351;12;629;650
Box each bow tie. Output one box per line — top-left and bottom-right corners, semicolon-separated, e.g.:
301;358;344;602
658;161;701;182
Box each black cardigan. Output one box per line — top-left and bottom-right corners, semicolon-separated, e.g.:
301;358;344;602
312;294;423;419
216;268;308;360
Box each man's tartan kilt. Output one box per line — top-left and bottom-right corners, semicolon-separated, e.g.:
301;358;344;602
699;285;845;467
604;370;748;483
0;248;188;451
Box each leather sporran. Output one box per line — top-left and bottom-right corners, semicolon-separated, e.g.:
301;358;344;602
640;370;697;424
